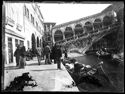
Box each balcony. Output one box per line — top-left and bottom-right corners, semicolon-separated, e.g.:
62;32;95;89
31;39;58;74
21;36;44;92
6;16;15;27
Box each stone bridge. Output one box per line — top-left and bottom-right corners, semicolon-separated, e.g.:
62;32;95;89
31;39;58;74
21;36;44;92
62;22;120;53
51;3;123;53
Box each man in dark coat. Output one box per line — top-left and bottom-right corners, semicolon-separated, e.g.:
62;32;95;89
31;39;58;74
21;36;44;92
14;45;20;67
51;43;57;64
64;47;68;59
54;44;62;69
19;44;26;68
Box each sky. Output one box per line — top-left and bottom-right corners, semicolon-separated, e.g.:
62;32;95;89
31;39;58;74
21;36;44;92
39;3;111;25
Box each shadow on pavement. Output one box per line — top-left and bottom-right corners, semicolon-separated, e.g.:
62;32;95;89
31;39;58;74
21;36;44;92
5;66;21;70
31;69;57;71
26;62;54;66
26;63;41;66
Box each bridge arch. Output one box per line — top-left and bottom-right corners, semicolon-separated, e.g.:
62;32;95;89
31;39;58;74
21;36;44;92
74;24;84;36
64;27;74;39
54;30;63;42
84;21;93;33
93;18;102;30
103;15;114;26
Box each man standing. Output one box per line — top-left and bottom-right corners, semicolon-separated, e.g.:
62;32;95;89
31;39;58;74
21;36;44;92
36;48;42;65
64;47;68;59
51;43;57;64
14;45;20;67
19;43;26;68
54;44;62;69
44;43;51;64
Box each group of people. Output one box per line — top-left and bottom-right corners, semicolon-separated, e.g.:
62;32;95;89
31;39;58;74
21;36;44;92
26;48;33;60
42;43;68;69
14;43;26;68
14;42;68;69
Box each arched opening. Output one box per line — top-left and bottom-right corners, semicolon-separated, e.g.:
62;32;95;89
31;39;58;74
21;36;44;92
40;39;41;47
74;24;83;36
84;21;93;33
42;37;46;48
64;27;74;39
93;19;102;30
54;30;63;42
37;37;39;47
31;33;36;51
103;15;114;27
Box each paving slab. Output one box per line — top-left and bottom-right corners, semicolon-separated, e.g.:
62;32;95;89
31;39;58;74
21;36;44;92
4;59;79;91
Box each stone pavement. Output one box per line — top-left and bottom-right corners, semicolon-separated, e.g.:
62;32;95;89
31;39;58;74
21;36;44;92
4;58;79;91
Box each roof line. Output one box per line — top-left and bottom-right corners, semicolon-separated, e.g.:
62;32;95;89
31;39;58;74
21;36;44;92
53;12;102;29
52;4;112;29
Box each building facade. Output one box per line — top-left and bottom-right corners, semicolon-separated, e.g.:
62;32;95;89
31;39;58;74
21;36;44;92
4;2;44;64
24;3;44;50
43;22;56;47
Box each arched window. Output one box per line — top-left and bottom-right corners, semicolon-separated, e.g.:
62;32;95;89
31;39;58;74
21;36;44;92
36;22;38;29
64;27;74;39
37;37;39;47
74;24;83;36
54;30;63;42
27;8;29;18
24;5;27;16
31;33;36;51
40;39;41;47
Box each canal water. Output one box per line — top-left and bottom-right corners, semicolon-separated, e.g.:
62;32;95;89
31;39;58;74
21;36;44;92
68;52;124;92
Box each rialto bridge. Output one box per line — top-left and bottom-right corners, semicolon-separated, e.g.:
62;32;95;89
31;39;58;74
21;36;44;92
51;3;124;53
